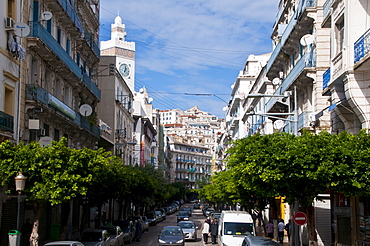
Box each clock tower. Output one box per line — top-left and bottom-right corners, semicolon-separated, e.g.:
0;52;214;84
100;16;135;93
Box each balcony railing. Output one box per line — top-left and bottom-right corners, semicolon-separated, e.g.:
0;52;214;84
354;28;370;64
266;17;297;73
83;29;100;59
57;0;83;33
31;22;101;100
0;111;14;132
31;21;81;79
298;111;314;129
266;52;316;111
323;68;331;90
323;0;333;21
25;84;100;138
82;73;101;100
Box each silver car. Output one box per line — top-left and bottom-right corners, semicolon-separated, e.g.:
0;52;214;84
100;226;124;246
44;241;85;246
80;229;111;246
177;221;198;241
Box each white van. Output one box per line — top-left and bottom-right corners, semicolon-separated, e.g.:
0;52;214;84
218;211;256;246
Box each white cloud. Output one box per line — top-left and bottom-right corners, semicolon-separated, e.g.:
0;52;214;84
100;0;279;117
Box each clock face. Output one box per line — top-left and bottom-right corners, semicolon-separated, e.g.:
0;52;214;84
119;63;130;78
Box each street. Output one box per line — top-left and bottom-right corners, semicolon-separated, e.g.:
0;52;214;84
133;204;207;246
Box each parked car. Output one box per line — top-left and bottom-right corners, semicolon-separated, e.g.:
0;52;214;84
242;236;280;246
181;207;192;217
80;229;111;246
158;226;185;246
99;226;124;246
141;216;149;232
44;241;85;246
145;211;158;226
112;220;136;244
193;203;200;209
211;212;221;221
127;215;146;232
155;210;164;222
156;208;167;220
176;211;190;222
177;221;198;241
204;207;215;217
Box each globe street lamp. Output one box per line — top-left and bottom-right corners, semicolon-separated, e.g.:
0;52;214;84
14;172;26;231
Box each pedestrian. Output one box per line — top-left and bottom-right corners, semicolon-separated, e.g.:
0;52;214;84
210;219;218;244
285;219;291;241
135;219;142;242
201;219;210;244
278;219;285;244
257;211;263;226
21;218;33;246
265;220;274;239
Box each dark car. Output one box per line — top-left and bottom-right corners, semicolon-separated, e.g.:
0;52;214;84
176;211;190;222
80;229;111;246
156;208;167;220
113;219;136;244
99;226;124;246
242;236;280;246
145;211;158;226
158;226;185;246
181;207;192;217
193;203;200;209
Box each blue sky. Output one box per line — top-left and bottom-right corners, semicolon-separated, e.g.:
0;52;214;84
99;0;279;118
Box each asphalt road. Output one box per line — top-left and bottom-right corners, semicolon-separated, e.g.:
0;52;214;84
131;203;206;246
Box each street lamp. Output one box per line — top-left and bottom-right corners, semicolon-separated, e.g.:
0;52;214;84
15;172;26;231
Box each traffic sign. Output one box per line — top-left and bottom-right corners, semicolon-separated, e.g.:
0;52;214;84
293;212;307;226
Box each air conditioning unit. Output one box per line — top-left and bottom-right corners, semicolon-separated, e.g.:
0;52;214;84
5;17;15;30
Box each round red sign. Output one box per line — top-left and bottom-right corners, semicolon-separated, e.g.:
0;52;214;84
293;212;307;226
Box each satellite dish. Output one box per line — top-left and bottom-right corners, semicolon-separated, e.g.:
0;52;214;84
148;97;153;103
139;88;144;93
272;77;281;86
129;108;134;114
222;106;229;111
41;11;53;21
14;22;30;37
273;120;285;130
79;104;93;116
300;34;314;46
39;136;53;147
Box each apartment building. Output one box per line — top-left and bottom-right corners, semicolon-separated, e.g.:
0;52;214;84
160;106;223;186
322;0;370;244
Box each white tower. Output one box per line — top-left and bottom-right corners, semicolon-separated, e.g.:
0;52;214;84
100;16;136;93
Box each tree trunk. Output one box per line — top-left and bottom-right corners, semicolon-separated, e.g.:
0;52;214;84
30;201;44;246
59;202;71;240
304;204;318;246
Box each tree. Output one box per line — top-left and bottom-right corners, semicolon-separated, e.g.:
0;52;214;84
204;131;370;246
0;139;117;246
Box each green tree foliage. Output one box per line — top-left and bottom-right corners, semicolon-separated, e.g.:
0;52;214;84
200;130;370;246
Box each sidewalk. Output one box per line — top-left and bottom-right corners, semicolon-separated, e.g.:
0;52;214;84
255;223;290;246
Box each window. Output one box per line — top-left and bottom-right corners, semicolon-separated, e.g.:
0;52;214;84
7;0;16;19
4;85;14;116
335;17;344;55
57;28;62;44
54;128;60;141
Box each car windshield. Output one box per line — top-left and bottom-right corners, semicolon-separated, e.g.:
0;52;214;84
161;228;183;236
178;223;194;229
145;213;155;219
223;222;254;236
178;212;188;216
183;208;190;211
105;229;116;235
81;232;103;242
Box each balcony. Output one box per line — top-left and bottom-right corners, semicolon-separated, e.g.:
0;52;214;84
267;1;316;76
25;84;100;138
55;0;83;33
266;52;317;112
76;29;100;60
354;28;370;70
82;73;101;100
29;21;101;100
0;111;14;132
297;111;314;129
29;21;81;80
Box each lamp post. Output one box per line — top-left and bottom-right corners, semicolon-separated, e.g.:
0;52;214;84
15;172;27;231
